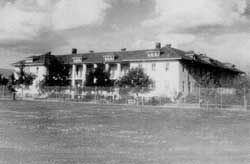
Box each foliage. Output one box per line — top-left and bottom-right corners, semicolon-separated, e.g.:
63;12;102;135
231;74;250;89
15;63;36;87
230;74;250;95
7;73;16;92
85;65;113;87
194;71;221;88
0;74;9;85
42;56;70;87
115;67;153;96
184;93;199;103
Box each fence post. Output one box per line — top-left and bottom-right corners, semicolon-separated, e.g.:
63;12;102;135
198;87;201;107
220;88;222;110
3;86;5;97
243;88;247;110
95;87;97;104
143;96;145;106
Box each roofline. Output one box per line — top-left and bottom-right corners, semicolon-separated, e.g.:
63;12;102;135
181;59;244;74
11;46;243;73
122;58;182;62
12;63;45;67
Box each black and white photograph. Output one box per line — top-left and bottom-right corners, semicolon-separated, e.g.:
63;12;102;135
0;0;249;163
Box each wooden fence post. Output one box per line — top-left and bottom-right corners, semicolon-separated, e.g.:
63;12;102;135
243;88;247;110
3;86;5;97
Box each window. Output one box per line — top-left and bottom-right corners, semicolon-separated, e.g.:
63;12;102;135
25;57;33;63
182;65;185;72
151;82;156;89
138;63;142;68
187;74;190;93
104;55;115;62
36;67;39;74
73;57;83;63
152;63;156;71
182;81;185;92
165;63;169;71
188;81;191;93
147;50;160;57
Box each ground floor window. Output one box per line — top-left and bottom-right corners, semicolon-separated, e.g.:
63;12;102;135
182;81;185;92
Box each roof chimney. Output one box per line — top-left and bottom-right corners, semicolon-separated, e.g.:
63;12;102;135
45;51;51;55
155;42;161;49
166;44;171;48
121;48;126;51
72;48;77;54
186;50;194;55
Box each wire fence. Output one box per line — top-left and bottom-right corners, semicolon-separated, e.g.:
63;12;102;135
0;85;12;100
1;85;250;110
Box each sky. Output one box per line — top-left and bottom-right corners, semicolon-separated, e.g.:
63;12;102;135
0;0;249;72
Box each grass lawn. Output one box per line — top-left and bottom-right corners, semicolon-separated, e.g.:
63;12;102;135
0;100;249;164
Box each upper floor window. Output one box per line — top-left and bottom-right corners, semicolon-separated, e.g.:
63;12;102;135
104;55;115;62
147;50;160;57
73;56;83;63
25;57;33;63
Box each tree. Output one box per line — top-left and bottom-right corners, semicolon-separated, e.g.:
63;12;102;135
7;73;17;100
0;74;8;85
231;74;250;89
193;71;221;88
16;62;36;87
41;56;70;87
85;64;113;87
115;67;153;97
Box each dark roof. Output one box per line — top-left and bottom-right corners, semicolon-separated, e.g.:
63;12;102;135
12;46;243;73
186;54;244;73
68;46;188;64
12;52;58;66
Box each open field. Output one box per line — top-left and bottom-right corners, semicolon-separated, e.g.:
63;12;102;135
0;100;249;164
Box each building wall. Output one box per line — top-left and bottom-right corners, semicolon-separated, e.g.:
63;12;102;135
71;61;182;98
14;66;47;94
179;63;197;96
15;59;239;98
130;61;181;98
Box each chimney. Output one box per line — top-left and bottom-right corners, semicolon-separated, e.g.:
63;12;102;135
186;50;194;55
89;50;94;53
46;51;51;55
121;48;126;51
155;42;161;49
166;44;171;48
72;48;77;54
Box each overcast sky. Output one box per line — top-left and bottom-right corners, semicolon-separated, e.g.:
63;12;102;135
0;0;249;71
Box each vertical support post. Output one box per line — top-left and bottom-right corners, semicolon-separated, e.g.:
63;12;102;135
95;86;97;104
71;64;76;99
116;63;121;79
244;88;247;110
3;86;4;97
220;88;222;110
82;64;86;87
72;64;76;88
105;63;110;72
198;87;201;107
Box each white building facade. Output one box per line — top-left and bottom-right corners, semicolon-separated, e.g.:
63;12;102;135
13;43;243;98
